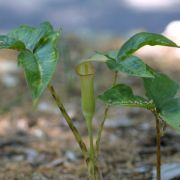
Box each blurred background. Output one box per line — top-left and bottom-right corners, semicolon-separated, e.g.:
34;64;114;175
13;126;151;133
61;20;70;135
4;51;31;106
1;0;180;34
0;0;180;179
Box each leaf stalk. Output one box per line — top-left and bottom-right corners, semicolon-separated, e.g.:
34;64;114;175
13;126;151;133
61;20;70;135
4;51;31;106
48;84;88;161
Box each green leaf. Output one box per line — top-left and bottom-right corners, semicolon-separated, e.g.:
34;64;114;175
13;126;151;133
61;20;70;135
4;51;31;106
0;35;25;50
80;53;109;63
18;50;41;98
159;98;180;131
76;51;118;69
18;31;60;102
0;22;60;102
107;55;154;78
98;84;155;109
143;73;179;108
104;50;118;60
118;32;178;60
81;50;118;65
8;22;53;51
144;72;180;131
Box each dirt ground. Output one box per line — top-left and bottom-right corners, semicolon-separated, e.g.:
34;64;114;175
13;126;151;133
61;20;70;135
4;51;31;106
0;91;180;180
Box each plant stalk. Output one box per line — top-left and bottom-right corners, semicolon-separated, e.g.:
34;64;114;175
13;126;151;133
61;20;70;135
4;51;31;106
95;105;109;154
95;71;118;154
86;118;96;179
48;84;88;162
155;113;161;180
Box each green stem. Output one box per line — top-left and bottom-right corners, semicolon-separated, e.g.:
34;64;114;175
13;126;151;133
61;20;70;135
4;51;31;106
95;105;109;154
95;71;118;155
86;118;96;179
88;120;95;164
112;71;118;86
48;84;88;162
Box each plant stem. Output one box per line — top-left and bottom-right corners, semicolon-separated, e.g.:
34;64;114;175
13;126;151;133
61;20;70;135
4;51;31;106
48;84;88;161
86;118;96;179
155;113;161;180
112;71;118;86
95;71;118;154
95;105;109;154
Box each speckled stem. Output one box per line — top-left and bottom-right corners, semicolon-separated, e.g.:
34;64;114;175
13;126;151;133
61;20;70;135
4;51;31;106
48;84;88;162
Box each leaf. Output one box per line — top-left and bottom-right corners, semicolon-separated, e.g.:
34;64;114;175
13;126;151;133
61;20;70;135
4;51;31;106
18;31;60;102
104;50;118;59
118;32;178;60
18;50;41;98
0;22;60;102
80;50;118;65
144;72;180;131
159;98;180;131
106;55;154;78
0;35;25;50
8;22;53;51
143;73;179;108
81;53;109;64
98;84;155;109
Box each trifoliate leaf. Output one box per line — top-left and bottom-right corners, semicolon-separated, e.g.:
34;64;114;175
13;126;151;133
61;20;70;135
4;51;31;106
0;22;60;102
18;31;60;102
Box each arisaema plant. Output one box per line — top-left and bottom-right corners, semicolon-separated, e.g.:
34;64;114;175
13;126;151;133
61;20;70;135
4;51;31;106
0;22;180;180
95;33;180;180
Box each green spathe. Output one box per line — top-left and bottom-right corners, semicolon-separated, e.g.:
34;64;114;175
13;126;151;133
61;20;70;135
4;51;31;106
76;62;95;122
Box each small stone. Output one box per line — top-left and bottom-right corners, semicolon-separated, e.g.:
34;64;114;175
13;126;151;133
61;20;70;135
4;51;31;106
65;150;77;161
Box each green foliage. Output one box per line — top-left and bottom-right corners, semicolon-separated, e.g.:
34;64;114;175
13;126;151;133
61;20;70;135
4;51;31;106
117;32;178;60
98;84;155;109
143;73;179;107
87;51;154;78
106;56;154;78
7;22;53;51
1;22;180;179
0;35;25;50
97;32;180;131
88;32;178;78
144;73;180;130
0;22;60;102
159;98;180;130
99;71;180;130
83;53;109;63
